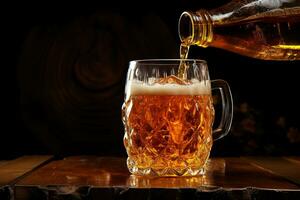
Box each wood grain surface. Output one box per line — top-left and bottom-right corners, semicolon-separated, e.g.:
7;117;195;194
243;156;300;185
16;156;299;189
0;155;53;186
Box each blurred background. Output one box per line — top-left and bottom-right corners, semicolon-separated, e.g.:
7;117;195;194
8;0;300;159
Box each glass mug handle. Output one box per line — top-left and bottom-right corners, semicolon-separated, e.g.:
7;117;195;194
211;79;233;140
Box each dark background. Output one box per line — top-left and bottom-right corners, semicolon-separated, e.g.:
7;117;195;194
7;0;300;159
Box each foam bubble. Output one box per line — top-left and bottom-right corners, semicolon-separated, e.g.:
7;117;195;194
127;80;211;96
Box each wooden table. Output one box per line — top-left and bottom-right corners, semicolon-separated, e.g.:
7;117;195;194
0;156;53;200
1;156;299;199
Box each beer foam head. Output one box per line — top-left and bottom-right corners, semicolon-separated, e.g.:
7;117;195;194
127;80;211;96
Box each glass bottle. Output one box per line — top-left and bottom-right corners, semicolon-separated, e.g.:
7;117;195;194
178;0;300;60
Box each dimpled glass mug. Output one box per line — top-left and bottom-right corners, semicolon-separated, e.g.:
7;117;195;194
122;59;233;176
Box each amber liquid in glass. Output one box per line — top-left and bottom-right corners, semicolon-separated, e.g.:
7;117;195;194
123;94;214;176
123;76;214;176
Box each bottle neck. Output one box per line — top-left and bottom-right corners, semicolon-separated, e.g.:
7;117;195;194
178;10;213;47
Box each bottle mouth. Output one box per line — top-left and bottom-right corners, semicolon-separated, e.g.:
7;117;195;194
178;11;194;44
179;10;213;47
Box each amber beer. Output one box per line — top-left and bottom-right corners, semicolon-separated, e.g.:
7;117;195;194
179;3;300;60
122;77;215;176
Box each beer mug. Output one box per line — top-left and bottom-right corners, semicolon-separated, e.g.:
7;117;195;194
122;59;233;176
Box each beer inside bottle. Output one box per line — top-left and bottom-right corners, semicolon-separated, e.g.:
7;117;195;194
178;0;300;61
